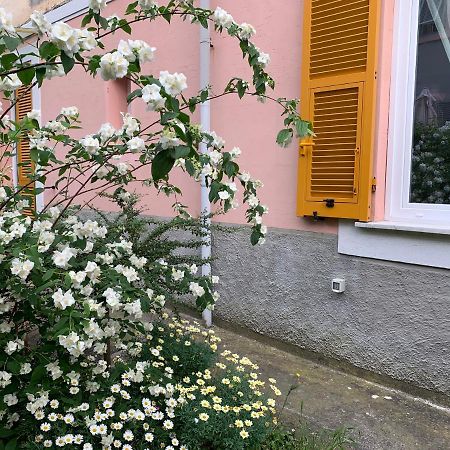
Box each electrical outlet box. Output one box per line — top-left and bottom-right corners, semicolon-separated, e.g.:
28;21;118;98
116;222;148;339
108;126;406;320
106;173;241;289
332;278;346;293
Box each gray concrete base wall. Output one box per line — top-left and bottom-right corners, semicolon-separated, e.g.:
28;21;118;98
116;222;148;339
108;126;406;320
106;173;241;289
211;225;450;398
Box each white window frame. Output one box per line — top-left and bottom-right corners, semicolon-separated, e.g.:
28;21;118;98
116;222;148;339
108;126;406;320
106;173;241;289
338;0;450;269
385;0;450;224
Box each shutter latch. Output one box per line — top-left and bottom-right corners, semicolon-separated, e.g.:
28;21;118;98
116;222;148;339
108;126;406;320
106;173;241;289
324;198;335;208
299;141;314;157
371;177;377;192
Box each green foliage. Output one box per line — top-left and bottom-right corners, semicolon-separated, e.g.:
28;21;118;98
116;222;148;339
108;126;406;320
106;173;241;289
262;424;356;450
92;193;216;309
410;122;450;204
141;320;216;380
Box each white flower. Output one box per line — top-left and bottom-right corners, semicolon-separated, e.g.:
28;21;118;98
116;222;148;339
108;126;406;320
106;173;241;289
0;74;22;91
247;194;259;207
213;7;233;29
45;64;65;80
116;162;129;175
129;254;147;268
117;39;134;61
27;109;41;121
103;288;121;310
159;129;180;149
3;394;18;406
80;135;100;155
189;282;205;297
159;71;187;96
141;84;165;111
0;8;14;33
127;136;145;153
99;52;129;81
138;0;158;10
78;29;98;51
50;22;80;56
230;147;241;158
257;52;270;67
239;171;251;183
171;268;184;281
52;288;76;310
10;258;34;280
98;122;116;141
30;10;51;35
118;39;156;65
52;247;75;268
124;300;142;318
121;113;140;136
208;150;222;166
0;187;7;201
5;340;23;355
60;106;79;117
209;131;225;149
218;190;230;200
20;363;32;374
89;0;107;13
238;23;256;40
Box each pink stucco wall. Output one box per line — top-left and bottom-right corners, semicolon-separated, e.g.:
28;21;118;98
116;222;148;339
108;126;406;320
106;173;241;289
40;0;394;233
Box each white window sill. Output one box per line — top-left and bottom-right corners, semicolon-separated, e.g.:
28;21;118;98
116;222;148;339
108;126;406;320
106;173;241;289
355;221;450;235
338;220;450;269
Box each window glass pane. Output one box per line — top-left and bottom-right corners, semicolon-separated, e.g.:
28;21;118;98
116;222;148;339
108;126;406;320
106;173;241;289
411;0;450;204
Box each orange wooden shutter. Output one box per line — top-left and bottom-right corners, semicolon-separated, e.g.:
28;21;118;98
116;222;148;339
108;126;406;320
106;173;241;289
15;86;36;215
297;0;380;221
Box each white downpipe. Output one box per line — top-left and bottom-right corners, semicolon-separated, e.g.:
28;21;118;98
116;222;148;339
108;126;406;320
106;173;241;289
200;0;212;327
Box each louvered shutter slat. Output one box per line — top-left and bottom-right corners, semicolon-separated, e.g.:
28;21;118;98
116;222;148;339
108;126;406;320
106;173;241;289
15;86;35;215
297;0;380;220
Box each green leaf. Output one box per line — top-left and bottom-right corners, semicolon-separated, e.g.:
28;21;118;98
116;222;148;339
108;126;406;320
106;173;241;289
276;128;293;146
224;161;238;177
172;146;191;159
42;269;55;282
185;159;195;176
39;41;60;60
35;67;46;87
125;1;138;14
119;19;132;34
0;428;14;439
5;438;17;450
60;51;75;74
1;53;18;71
151;150;175;181
250;229;260;246
3;36;20;52
30;365;45;384
161;112;179;125
295;119;312;138
237;80;246;99
209;181;221;202
17;67;35;85
81;12;93;27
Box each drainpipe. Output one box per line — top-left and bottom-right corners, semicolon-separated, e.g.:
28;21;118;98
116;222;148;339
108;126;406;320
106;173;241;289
200;0;212;327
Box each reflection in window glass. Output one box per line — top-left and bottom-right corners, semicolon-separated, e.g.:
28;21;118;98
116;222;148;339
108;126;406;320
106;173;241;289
411;0;450;204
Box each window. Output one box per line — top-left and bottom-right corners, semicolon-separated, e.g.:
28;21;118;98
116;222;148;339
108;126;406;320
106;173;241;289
386;0;450;224
297;0;381;221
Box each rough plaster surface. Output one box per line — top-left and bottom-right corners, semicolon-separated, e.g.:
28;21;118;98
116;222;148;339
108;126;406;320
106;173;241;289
211;225;450;397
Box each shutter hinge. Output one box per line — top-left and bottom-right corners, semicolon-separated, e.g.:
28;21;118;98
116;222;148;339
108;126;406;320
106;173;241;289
371;177;377;192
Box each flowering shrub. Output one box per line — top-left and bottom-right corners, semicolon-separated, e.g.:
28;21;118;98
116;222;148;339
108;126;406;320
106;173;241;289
92;193;219;308
17;315;280;449
0;0;309;447
410;122;450;204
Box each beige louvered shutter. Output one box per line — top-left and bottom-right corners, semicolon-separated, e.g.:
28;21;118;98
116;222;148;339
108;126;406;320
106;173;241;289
15;86;36;215
297;0;380;221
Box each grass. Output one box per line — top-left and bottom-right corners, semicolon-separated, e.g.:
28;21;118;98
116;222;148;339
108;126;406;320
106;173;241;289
261;422;356;450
